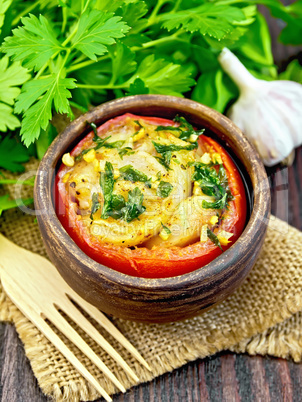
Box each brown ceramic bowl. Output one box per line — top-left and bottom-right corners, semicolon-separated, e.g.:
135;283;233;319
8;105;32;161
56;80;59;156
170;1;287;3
34;95;270;323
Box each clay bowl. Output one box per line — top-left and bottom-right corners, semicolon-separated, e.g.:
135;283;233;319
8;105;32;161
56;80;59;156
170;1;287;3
34;95;270;323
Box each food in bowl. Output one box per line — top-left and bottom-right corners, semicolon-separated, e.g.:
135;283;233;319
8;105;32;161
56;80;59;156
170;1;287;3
55;113;247;278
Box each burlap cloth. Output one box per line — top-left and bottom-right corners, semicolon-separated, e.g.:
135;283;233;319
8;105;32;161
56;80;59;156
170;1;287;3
1;159;302;402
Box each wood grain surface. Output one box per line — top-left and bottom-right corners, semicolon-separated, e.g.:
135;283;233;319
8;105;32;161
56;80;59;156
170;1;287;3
1;5;302;402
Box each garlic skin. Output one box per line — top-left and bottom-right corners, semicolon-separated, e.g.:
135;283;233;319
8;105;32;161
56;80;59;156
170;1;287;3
218;48;302;167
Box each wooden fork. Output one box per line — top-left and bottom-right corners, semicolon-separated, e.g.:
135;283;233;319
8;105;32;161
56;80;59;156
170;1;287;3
0;234;151;402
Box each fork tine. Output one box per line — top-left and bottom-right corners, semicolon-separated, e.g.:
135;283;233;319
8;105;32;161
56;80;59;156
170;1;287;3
37;316;113;402
0;268;113;402
59;295;139;382
68;291;152;372
45;305;126;393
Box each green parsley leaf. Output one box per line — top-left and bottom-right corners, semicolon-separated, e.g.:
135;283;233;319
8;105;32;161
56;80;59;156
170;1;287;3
108;193;126;219
128;55;195;97
71;10;130;61
155;151;172;170
0;56;30;106
192;162;233;210
2;14;62;71
192;69;238;113
155;125;182;134
119;165;151;187
152;141;197;154
156;181;173;198
0;103;21;131
95;0;126;13
161;3;245;41
122;187;146;222
87;121;98;140
161;222;171;235
207;227;223;251
109;42;137;84
115;1;148;28
127;78;149;96
100;161;114;219
0;56;30;132
0;135;30;172
94;136;111;150
15;74;76;147
0;0;12;33
118;147;134;159
0;194;33;216
104;140;125;149
90;192;101;220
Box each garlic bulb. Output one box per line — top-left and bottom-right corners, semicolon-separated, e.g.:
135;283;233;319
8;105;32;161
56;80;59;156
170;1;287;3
218;48;302;167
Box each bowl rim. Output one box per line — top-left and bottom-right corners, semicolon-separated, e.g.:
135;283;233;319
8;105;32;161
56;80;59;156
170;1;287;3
34;94;270;290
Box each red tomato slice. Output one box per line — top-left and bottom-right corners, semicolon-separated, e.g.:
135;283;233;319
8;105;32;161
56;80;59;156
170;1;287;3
55;114;247;278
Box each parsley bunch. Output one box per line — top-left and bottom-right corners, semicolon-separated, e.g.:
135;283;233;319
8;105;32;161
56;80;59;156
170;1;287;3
0;0;301;214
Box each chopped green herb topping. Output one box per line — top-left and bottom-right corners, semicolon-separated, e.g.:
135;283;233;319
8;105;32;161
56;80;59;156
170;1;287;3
108;194;126;219
87;121;98;141
157;181;173;198
154;116;204;143
122;187;146;222
161;222;171;235
99;161;114;219
173;116;205;141
98;164;146;222
192;162;233;210
104;140;125;149
134;120;144;128
118;147;134;159
119;165;151;187
207;228;223;251
90;192;101;220
94;135;111;150
153;140;197;170
152;141;197;154
155;125;182;133
155;151;172;170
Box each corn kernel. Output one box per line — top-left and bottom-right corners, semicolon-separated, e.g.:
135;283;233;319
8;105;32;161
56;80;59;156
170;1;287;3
209;216;218;225
200;224;208;242
93;159;99;172
200;153;211;164
217;230;233;246
212;152;223;165
159;228;171;241
62;172;70;183
189;134;198;142
113;170;120;179
62;153;74;167
132;128;145;142
83;149;96;163
193;181;203;196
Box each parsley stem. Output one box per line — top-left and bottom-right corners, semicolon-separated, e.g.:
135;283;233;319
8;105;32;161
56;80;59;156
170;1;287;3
62;25;78;47
12;0;41;26
171;0;182;12
82;0;93;13
76;83;127;89
141;32;182;49
0;179;35;186
148;0;168;25
66;55;110;73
